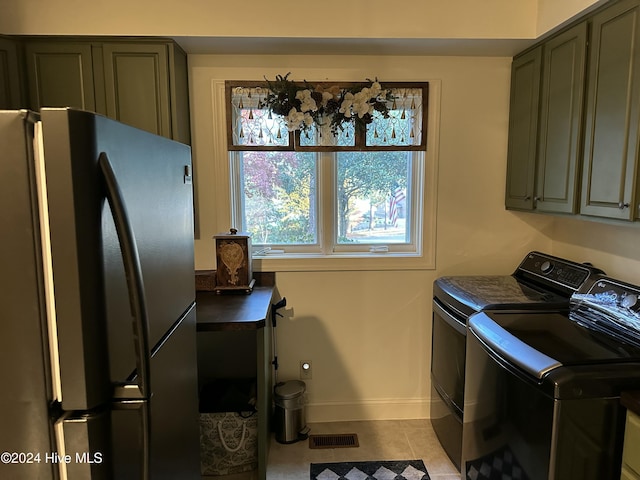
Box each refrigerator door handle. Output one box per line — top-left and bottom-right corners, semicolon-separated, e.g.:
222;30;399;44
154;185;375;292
98;152;151;400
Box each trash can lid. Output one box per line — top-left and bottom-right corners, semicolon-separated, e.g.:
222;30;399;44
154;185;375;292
274;380;306;399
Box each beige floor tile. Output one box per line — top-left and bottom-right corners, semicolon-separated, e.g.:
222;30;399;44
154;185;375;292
265;419;460;479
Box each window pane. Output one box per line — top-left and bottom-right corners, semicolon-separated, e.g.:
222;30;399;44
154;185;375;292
235;107;289;147
230;86;290;147
336;152;410;244
298;118;356;147
367;88;425;147
240;151;317;245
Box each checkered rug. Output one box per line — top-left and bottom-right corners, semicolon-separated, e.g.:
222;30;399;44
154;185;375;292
310;460;430;480
465;446;529;480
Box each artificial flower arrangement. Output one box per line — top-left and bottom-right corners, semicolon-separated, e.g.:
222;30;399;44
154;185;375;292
260;73;395;135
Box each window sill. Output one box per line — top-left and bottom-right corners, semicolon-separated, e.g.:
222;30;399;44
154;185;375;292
251;252;435;272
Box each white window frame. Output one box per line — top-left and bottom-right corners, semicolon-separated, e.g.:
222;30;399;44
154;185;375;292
229;150;424;255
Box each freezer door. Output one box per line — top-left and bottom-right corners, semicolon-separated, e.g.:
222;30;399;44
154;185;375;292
39;108;195;410
111;306;200;480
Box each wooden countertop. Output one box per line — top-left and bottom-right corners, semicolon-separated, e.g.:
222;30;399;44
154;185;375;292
622;390;640;416
195;286;274;332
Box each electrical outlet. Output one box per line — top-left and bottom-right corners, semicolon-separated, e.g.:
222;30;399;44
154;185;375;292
300;360;312;380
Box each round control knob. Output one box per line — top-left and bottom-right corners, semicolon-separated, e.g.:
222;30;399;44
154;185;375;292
622;294;638;309
540;261;554;274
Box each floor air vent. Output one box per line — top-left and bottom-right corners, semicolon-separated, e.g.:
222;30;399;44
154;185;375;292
309;433;359;449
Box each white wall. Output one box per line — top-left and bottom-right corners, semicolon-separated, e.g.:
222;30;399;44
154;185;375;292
189;54;553;421
551;218;640;286
536;0;606;36
0;0;538;39
0;0;605;43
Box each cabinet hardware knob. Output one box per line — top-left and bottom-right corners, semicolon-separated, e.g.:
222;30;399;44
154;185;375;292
525;195;531;201
619;202;630;209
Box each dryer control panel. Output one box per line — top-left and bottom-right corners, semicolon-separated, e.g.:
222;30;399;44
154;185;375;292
516;252;604;291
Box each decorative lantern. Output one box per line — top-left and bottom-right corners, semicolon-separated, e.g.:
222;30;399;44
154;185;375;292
213;228;255;294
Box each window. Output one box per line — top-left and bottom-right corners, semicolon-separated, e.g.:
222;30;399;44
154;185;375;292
225;80;432;266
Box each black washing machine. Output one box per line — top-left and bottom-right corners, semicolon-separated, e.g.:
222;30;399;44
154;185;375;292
463;276;640;480
430;251;604;470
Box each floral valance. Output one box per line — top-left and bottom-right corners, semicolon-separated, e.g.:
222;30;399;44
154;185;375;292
225;76;428;151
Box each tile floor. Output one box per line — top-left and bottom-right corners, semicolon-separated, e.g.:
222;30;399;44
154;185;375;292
210;419;460;479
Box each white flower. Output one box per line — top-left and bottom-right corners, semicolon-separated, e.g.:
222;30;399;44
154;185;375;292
370;82;383;98
303;113;314;127
284;108;315;131
296;89;318;113
356;88;370;101
339;92;354;118
321;91;333;107
354;101;373;118
352;90;374;118
285;108;305;131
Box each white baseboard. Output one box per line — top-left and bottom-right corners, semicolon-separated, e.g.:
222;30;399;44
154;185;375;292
305;398;430;423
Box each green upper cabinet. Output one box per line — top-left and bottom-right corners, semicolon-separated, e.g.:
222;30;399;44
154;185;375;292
23;38;190;144
505;47;542;211
24;42;99;113
0;36;25;109
580;0;640;220
102;43;191;144
535;23;587;214
506;0;640;222
102;43;171;140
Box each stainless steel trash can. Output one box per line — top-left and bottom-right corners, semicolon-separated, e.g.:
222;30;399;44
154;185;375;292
274;380;308;443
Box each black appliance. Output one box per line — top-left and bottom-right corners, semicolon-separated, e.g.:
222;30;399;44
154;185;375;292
431;252;604;470
0;109;200;479
463;277;640;480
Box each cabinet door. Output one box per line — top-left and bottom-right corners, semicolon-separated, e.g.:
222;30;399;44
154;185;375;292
0;36;24;109
535;23;587;214
24;42;97;112
505;47;542;210
167;43;191;145
581;0;640;220
102;43;171;139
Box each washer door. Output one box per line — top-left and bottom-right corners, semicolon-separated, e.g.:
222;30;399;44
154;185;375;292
462;325;553;480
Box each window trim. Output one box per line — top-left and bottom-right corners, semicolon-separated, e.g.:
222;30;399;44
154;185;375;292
211;78;441;272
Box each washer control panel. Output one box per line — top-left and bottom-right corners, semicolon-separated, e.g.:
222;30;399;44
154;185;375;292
517;252;596;290
571;277;640;343
583;278;640;314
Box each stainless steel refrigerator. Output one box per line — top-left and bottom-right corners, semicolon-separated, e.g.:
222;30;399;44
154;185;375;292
0;108;200;479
